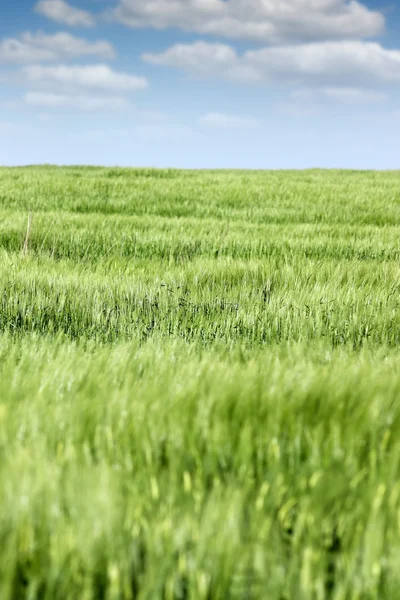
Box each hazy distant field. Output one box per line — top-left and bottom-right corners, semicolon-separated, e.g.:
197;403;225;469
1;166;400;599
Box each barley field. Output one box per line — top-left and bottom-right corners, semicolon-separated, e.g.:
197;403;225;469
1;166;400;599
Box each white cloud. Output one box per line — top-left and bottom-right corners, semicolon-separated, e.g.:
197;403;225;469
200;112;259;128
35;0;95;27
323;88;387;103
24;92;131;111
0;31;115;63
143;42;236;74
143;42;262;83
291;87;387;104
143;40;400;88
23;64;148;92
244;42;400;86
111;0;384;44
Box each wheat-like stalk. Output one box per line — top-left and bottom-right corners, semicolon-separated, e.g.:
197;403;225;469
22;210;33;256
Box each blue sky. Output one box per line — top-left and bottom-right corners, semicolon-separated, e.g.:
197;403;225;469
0;0;400;168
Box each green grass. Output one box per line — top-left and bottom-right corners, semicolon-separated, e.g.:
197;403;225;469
1;166;400;599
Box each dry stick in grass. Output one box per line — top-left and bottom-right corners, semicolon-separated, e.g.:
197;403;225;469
22;210;33;256
40;218;56;253
102;236;124;261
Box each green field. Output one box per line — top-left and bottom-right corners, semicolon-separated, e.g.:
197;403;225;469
1;166;400;599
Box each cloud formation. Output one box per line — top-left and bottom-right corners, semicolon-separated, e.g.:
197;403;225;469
143;40;400;87
112;0;384;44
35;0;95;27
200;113;259;128
23;64;148;92
291;87;387;104
0;31;115;63
24;92;130;110
143;42;236;74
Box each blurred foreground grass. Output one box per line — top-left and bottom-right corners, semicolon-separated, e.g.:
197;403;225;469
1;166;400;598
